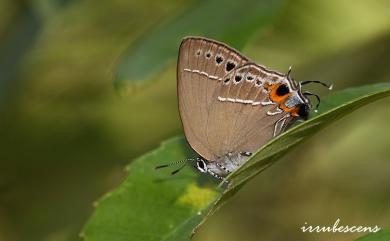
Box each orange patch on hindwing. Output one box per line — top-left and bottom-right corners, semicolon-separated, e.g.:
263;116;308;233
265;82;299;116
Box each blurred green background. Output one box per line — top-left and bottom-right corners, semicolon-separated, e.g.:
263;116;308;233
0;0;389;241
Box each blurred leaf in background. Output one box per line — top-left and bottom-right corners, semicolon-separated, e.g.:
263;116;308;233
0;0;389;241
0;0;42;107
114;0;284;87
1;0;188;240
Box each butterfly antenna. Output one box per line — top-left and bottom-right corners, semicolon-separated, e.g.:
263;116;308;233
300;80;333;90
155;158;195;170
286;66;292;79
303;91;321;112
171;164;187;175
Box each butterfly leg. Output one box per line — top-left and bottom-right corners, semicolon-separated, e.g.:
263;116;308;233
207;169;224;180
273;114;290;137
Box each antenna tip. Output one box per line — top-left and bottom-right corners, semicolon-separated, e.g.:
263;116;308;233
155;164;168;170
314;109;318;113
329;84;334;90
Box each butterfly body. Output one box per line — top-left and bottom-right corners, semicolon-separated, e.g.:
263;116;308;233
196;152;251;178
177;37;311;179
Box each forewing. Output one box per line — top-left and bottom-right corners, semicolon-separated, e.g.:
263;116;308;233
177;37;248;160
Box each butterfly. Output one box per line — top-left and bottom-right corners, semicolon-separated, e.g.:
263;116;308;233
157;37;331;180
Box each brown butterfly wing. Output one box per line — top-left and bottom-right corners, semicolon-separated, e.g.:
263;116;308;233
177;37;248;160
207;63;293;156
178;37;293;161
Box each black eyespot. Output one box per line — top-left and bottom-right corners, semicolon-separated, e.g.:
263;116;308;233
216;56;223;64
196;50;201;56
256;79;262;86
224;78;230;84
206;52;211;58
246;75;254;81
276;84;289;96
298;104;309;120
198;160;205;169
234;75;242;82
226;61;235;71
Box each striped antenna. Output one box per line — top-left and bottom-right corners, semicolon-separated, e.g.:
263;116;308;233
300;80;333;90
155;158;196;175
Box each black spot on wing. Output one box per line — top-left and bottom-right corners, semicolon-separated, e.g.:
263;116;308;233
226;61;235;72
276;84;289;96
216;56;223;64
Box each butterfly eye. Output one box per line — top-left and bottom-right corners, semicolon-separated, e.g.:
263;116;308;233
196;159;207;173
276;84;289;96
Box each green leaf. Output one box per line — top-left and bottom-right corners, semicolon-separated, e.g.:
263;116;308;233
354;230;390;241
82;83;390;241
114;0;284;87
82;136;220;241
